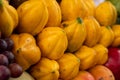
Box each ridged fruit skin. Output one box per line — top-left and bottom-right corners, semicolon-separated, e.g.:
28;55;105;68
98;26;114;47
83;0;95;17
84;16;101;47
111;25;120;47
92;44;108;65
61;17;86;52
75;45;96;70
30;58;59;80
10;33;41;71
60;0;87;21
106;0;120;16
17;0;48;36
95;1;117;26
0;0;18;37
60;0;95;21
57;53;80;80
42;0;62;27
37;27;68;60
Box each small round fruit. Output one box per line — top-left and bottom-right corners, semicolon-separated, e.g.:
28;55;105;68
0;65;11;80
0;54;9;66
2;51;15;63
4;38;14;50
0;39;7;52
9;63;23;78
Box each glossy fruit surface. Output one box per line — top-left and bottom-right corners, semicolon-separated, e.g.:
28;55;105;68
9;63;23;78
0;65;11;80
104;47;120;80
89;65;115;80
0;54;9;66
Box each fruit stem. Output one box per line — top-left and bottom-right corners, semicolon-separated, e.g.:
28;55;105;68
77;17;82;24
106;26;111;29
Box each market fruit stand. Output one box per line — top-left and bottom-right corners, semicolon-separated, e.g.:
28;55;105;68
0;0;120;80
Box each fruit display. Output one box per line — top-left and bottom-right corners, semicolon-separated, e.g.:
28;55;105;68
83;16;101;47
1;0;120;80
0;37;23;80
16;0;48;36
0;0;18;37
104;47;120;80
57;53;80;80
61;17;86;52
9;72;34;80
37;27;68;60
89;65;115;80
111;25;120;47
106;0;120;16
30;58;59;80
73;71;95;80
10;33;41;71
98;26;114;47
95;1;117;26
41;0;62;27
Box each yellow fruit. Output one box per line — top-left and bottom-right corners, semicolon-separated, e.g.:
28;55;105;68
75;45;96;70
60;0;95;21
10;33;41;71
30;58;59;80
0;0;18;37
37;27;68;60
111;25;120;47
17;0;48;36
61;17;86;52
92;44;108;65
57;53;80;80
95;1;117;26
83;0;95;17
98;26;114;47
84;16;101;47
42;0;62;27
60;0;87;21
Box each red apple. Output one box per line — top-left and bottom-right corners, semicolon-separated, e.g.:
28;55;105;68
73;71;95;80
104;47;120;80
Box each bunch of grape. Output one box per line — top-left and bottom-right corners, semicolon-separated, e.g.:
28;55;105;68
0;38;23;80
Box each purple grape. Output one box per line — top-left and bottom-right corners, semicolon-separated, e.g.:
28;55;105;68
9;63;23;78
0;65;11;80
0;54;9;66
4;38;14;50
2;51;15;63
0;39;7;52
